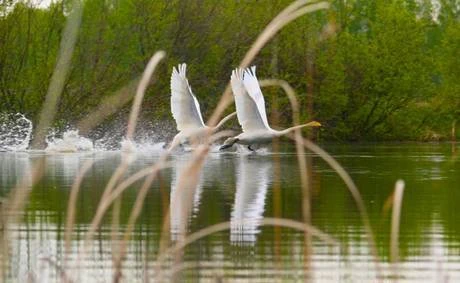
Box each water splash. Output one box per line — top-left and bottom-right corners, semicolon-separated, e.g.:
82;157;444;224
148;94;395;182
91;117;174;151
120;139;136;152
45;129;166;153
0;113;33;151
45;130;94;152
120;138;165;153
0;111;172;152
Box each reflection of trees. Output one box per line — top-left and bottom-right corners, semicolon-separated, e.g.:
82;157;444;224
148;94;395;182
0;152;32;191
438;156;460;245
313;144;460;261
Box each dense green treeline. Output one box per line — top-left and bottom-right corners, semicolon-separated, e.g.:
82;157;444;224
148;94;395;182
0;0;459;141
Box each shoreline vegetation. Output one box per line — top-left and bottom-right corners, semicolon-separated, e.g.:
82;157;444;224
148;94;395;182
0;0;458;142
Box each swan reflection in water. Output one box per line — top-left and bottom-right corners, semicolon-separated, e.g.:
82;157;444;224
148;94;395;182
169;153;205;241
231;155;272;244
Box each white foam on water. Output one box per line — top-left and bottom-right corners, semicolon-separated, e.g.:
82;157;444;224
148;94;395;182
44;131;166;153
119;138;166;153
0;113;33;151
120;138;136;152
0;113;177;154
45;130;94;152
93;125;169;152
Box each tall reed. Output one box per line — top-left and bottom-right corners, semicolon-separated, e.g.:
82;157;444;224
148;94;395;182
390;180;405;280
153;217;339;282
260;79;383;281
2;0;83;280
1;158;45;280
32;0;83;148
206;0;330;127
71;52;166;281
260;79;314;277
64;160;95;260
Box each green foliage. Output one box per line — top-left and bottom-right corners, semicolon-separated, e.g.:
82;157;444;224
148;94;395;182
315;1;436;140
0;0;458;141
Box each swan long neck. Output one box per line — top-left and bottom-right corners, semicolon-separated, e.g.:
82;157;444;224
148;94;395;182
213;112;237;131
275;121;321;136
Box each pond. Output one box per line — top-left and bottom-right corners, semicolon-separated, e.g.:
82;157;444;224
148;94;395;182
0;143;459;282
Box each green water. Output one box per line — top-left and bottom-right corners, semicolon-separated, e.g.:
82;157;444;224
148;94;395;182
0;143;459;282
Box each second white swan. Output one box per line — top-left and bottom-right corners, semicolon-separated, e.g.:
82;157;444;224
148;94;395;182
220;66;320;151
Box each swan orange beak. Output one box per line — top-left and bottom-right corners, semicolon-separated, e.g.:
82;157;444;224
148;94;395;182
307;121;322;127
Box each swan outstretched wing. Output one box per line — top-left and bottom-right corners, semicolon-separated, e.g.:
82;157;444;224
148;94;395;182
171;63;205;131
230;68;269;132
242;66;270;130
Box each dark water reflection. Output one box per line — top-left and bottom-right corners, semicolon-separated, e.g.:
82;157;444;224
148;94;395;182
0;143;459;282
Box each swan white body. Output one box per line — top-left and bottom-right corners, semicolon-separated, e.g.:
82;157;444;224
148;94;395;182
169;63;236;150
220;67;320;151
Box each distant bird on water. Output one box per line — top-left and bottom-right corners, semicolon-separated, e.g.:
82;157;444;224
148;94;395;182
169;63;236;151
220;66;321;151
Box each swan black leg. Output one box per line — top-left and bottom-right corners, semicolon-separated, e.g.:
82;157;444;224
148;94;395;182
220;137;238;151
247;145;255;152
219;143;233;150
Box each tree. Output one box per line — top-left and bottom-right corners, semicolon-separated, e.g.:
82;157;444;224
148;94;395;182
314;1;434;140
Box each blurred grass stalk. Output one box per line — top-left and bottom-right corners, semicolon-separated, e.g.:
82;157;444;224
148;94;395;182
270;98;283;271
260;79;314;277
126;52;166;142
1;158;45;280
290;136;384;280
260;78;383;281
76;78;141;136
154;218;339;282
64;160;95;260
206;0;330;128
390;180;405;279
113;51;165;282
2;1;84;278
31;0;83;149
153;131;234;280
65;52;166;281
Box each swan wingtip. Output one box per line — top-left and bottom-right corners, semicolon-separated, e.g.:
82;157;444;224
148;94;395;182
243;66;257;79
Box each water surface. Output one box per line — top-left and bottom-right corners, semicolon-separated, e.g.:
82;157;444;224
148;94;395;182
0;143;459;282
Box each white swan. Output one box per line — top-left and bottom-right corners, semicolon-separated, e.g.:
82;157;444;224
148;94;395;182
220;66;321;151
169;63;236;151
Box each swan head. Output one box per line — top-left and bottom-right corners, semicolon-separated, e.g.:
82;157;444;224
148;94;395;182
307;121;321;127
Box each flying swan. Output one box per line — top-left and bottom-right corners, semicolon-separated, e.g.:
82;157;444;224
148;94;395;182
220;66;321;151
169;63;236;151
